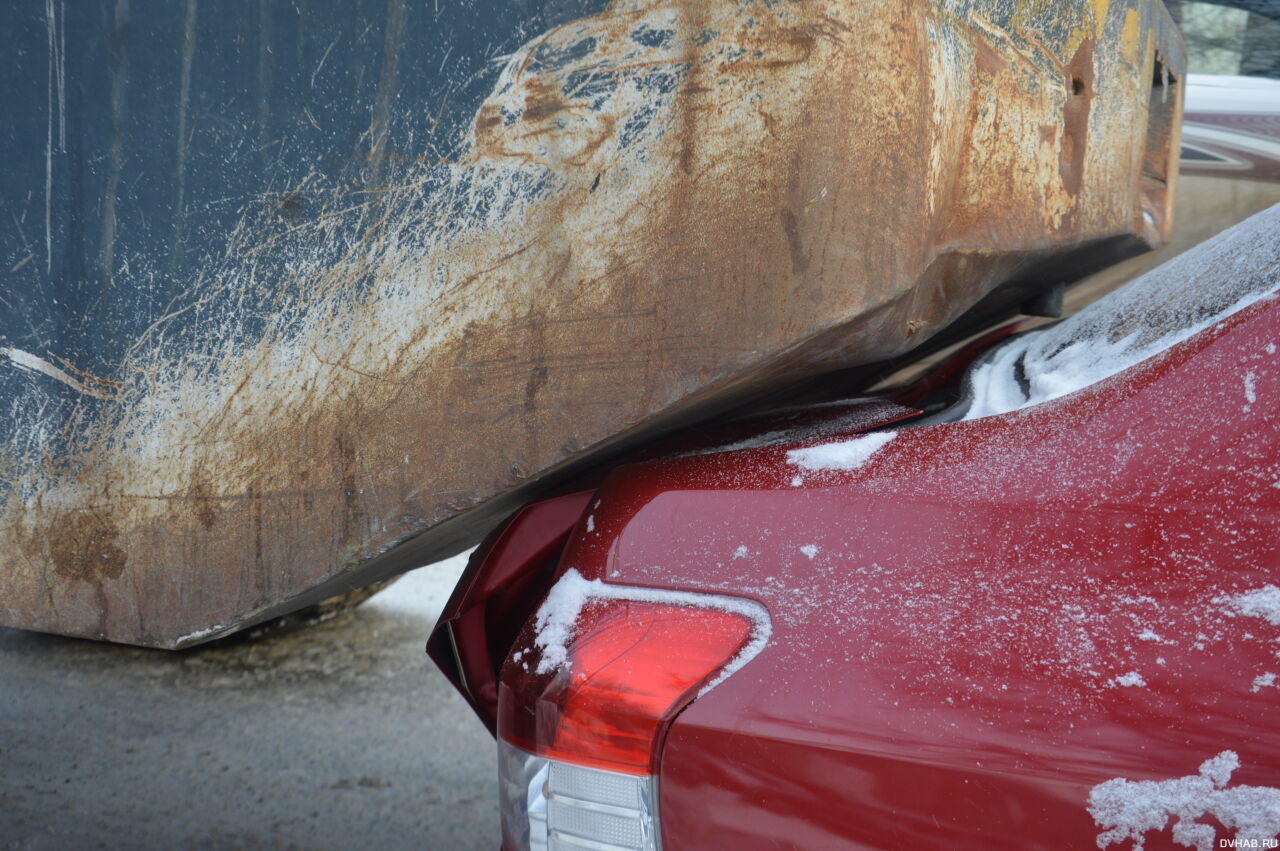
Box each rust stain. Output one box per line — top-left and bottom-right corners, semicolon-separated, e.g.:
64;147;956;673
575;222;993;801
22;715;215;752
189;479;217;531
48;512;127;584
0;0;1186;647
780;207;808;275
971;31;1008;77
1060;38;1097;198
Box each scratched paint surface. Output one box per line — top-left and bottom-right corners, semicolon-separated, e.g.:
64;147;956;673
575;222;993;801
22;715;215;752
0;0;1184;647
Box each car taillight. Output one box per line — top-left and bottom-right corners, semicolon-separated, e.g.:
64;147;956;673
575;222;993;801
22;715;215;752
496;570;770;851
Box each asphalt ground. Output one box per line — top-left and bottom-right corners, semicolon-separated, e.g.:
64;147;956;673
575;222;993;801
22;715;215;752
0;554;497;850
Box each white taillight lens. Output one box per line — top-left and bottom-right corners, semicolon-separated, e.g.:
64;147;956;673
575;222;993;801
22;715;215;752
499;740;660;850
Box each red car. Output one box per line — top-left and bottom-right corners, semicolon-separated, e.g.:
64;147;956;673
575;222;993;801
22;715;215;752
431;202;1280;850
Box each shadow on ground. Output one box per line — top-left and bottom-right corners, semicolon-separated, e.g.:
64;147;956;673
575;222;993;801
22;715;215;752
0;556;496;850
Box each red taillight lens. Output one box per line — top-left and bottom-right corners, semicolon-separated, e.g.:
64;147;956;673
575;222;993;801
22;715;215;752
497;573;770;848
499;595;756;775
557;601;750;771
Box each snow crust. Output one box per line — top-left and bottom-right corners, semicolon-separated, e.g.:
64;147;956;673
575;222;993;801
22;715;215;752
787;431;896;472
963;205;1280;420
531;568;771;696
1113;671;1146;688
1088;751;1280;851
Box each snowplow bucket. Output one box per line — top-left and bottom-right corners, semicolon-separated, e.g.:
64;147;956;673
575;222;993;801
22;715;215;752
0;0;1183;647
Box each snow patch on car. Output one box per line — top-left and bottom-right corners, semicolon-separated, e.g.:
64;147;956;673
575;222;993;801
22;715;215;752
1218;585;1280;626
1088;751;1280;851
531;568;771;696
786;431;895;472
964;205;1280;421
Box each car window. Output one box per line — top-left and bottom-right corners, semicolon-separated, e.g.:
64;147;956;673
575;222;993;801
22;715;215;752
1168;0;1279;78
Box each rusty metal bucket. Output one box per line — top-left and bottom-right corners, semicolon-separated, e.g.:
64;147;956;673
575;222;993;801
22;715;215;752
0;0;1183;646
